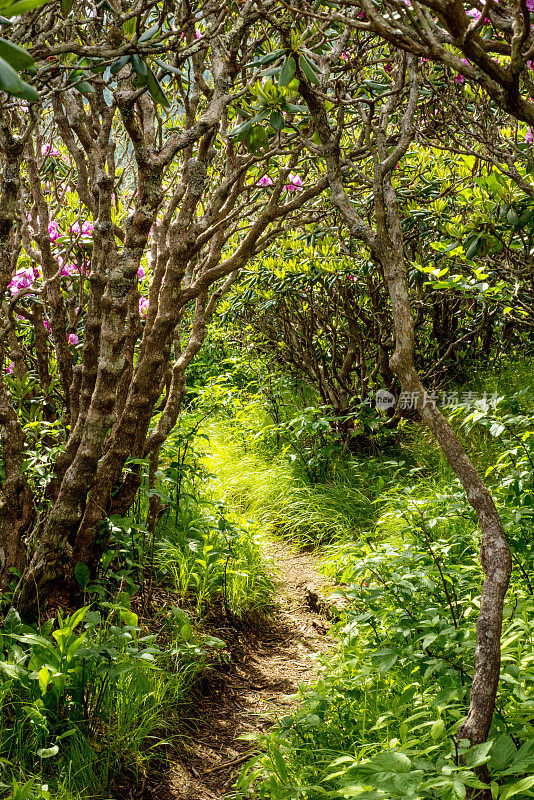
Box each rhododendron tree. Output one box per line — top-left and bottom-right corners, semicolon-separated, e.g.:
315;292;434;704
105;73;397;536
0;0;326;612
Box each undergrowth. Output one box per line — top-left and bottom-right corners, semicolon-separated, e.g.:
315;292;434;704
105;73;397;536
228;362;534;800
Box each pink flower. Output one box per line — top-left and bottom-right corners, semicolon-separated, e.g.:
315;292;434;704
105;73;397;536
526;128;533;143
67;333;79;345
340;52;349;62
284;173;303;192
384;62;393;73
256;175;273;187
139;297;149;316
41;144;60;158
527;0;534;11
6;362;14;375
454;58;470;85
59;257;77;277
43;320;51;332
70;220;94;237
48;220;61;242
195;28;201;38
137;266;145;279
8;267;37;295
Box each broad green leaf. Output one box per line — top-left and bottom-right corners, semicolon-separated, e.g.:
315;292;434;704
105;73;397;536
500;775;534;800
0;660;27;679
146;67;170;107
38;666;50;695
74;561;91;589
464;740;492;768
243;48;285;69
279;55;296;86
154;58;182;75
139;23;159;42
0;37;33;69
271;748;288;783
431;719;446;740
0;0;49;16
110;55;130;75
465;235;481;259
120;609;139;627
131;53;147;76
0;55;37;99
37;745;59;759
228;109;269;137
60;0;73;13
299;54;321;85
490;735;517;771
270;110;284;131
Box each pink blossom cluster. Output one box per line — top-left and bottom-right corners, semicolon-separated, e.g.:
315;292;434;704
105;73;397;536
6;362;14;375
68;333;79;345
43;320;51;333
284;173;303;192
137;266;145;279
526;129;533;143
41;144;60;158
48;220;61;242
455;58;470;84
70;221;94;236
58;256;80;277
139;297;149;316
256;174;273;187
528;0;534;11
8;266;41;295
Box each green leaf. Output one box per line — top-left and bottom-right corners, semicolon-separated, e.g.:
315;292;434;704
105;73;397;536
146;67;170;107
465;235;481;259
506;207;519;226
74;80;94;95
38;666;51;695
464;741;492;768
139;23;159;42
431;719;446;740
246;124;269;153
60;0;73;13
0;660;27;680
0;54;37;99
120;609;139;627
74;561;91;590
244;48;285;69
299;54;321;85
131;53;147;77
270;110;284;131
0;37;33;69
490;735;517;771
228;108;269;137
154;58;182;75
279;55;296;86
271;748;288;783
37;745;59;759
500;775;534;800
110;55;130;75
0;0;49;17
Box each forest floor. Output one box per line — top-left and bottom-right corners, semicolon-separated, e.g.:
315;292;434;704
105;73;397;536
150;538;336;800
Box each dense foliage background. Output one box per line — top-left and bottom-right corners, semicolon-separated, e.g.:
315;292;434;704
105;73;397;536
0;0;534;798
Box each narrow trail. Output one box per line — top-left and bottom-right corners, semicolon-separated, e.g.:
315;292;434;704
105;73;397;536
157;537;336;800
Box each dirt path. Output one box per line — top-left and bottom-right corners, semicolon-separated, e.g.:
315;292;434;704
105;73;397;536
156;537;336;800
